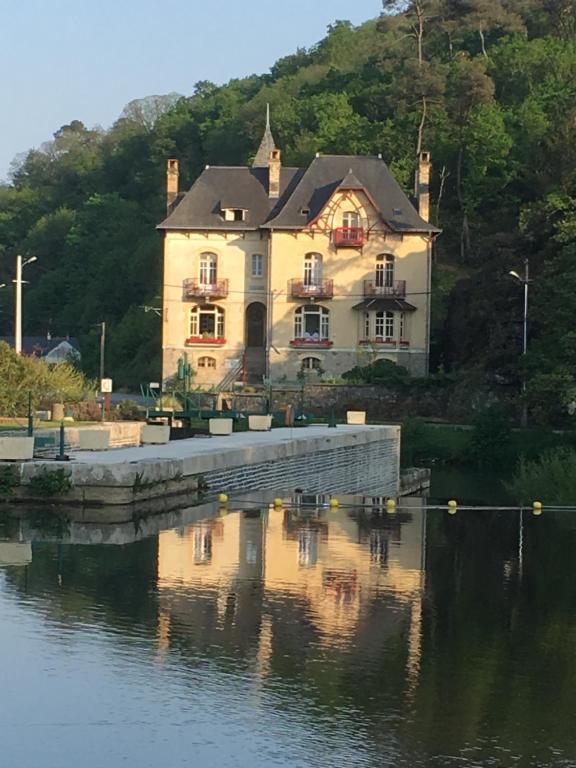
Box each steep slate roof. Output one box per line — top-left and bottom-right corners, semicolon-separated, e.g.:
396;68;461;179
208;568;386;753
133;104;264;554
157;167;303;231
252;104;276;168
263;155;440;233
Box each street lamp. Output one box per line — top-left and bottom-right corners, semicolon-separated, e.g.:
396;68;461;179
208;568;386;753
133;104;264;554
14;255;37;355
509;259;529;428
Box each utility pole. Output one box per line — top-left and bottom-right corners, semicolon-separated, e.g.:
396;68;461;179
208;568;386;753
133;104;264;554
99;321;107;422
14;255;37;355
509;259;529;429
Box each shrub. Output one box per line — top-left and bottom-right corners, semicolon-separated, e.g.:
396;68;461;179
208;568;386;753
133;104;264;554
70;400;102;421
507;447;576;505
342;359;410;386
113;399;145;421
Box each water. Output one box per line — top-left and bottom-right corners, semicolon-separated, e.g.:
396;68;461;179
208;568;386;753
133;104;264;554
1;492;575;767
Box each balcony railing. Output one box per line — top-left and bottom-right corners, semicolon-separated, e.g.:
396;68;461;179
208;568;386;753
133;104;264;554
363;280;406;298
289;279;334;299
185;336;226;345
358;339;410;347
334;227;364;247
183;278;229;300
290;338;333;348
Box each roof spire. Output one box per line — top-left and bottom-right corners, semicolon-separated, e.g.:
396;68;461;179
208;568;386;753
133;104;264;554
253;103;276;168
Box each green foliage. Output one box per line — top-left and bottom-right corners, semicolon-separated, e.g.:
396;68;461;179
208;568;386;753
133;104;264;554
507;448;576;505
0;465;20;497
469;404;513;467
113;399;145;421
343;358;410;386
27;468;73;497
0;341;95;415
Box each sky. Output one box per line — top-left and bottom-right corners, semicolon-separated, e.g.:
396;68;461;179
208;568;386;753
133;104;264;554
0;0;381;181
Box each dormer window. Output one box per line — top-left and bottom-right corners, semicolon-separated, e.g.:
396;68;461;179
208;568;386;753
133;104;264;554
223;208;247;222
300;208;310;216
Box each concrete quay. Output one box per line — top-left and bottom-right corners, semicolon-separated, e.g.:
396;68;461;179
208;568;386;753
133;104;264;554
3;424;401;523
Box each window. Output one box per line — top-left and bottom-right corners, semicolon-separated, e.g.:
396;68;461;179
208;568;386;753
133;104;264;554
302;357;322;371
189;305;225;338
294;305;330;340
399;313;405;340
343;211;360;228
199;252;217;285
223;208;246;221
198;356;217;368
303;253;322;286
375;311;395;340
251;254;264;277
376;254;394;288
365;311;395;341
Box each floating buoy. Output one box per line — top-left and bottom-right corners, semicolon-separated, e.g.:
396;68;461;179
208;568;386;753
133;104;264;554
218;493;229;504
448;499;458;515
273;497;284;508
386;498;397;514
329;497;339;509
532;501;543;516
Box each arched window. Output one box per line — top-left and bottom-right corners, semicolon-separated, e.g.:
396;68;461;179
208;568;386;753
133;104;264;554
294;305;330;340
189;304;225;339
376;254;395;289
343;210;360;229
197;356;217;368
302;357;322;370
303;253;323;286
199;252;217;285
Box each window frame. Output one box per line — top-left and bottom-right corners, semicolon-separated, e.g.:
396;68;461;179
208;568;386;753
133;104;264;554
189;304;225;339
251;253;264;278
199;252;218;286
294;304;330;341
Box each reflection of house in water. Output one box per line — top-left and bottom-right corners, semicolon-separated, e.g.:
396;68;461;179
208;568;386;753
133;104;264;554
157;497;426;672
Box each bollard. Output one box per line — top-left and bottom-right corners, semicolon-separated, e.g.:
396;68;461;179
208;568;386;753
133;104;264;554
448;499;458;515
55;421;69;461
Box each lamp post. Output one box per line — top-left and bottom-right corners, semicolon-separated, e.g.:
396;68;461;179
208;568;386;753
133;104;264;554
14;255;37;355
509;259;529;428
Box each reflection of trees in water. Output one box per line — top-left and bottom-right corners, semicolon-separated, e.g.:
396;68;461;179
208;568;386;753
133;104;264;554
6;509;575;764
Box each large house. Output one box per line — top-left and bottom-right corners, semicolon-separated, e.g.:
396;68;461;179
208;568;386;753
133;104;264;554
158;112;439;386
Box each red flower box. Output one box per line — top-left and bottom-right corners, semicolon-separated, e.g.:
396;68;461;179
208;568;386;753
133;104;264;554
358;339;395;345
185;336;226;345
290;339;333;348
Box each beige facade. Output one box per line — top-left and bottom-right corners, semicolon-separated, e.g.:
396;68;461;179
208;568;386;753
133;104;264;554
159;133;438;387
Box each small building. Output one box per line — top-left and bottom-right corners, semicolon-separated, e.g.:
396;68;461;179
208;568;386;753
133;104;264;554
158;111;440;385
0;336;81;363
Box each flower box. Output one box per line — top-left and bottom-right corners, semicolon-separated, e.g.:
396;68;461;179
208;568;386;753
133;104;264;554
185;336;226;345
358;339;396;346
289;339;333;348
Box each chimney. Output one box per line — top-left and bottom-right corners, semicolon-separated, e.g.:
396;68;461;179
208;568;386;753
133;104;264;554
416;151;431;222
166;158;179;213
268;148;281;198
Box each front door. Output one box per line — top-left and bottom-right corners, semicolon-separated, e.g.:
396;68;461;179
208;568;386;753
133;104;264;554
246;302;266;347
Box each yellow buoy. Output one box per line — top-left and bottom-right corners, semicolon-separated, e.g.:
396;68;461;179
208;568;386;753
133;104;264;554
448;499;458;515
218;493;229;504
532;501;543;516
386;498;397;514
329;497;339;509
273;497;284;508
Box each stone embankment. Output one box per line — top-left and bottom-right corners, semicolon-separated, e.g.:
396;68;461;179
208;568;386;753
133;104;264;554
1;425;401;523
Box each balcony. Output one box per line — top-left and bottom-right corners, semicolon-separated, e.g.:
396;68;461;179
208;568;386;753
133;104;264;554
363;280;406;298
183;278;229;300
358;339;410;348
185;336;226;346
290;338;333;348
289;279;334;300
334;227;364;247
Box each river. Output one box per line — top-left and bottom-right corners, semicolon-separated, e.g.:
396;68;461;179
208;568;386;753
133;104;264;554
0;483;574;767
